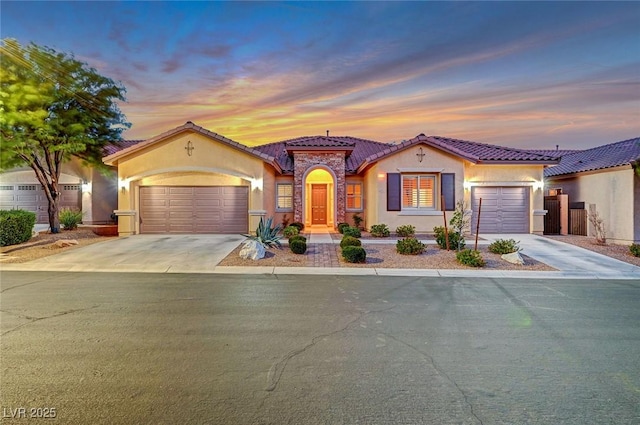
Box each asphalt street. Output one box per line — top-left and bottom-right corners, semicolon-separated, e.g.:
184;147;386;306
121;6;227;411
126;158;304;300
1;272;639;424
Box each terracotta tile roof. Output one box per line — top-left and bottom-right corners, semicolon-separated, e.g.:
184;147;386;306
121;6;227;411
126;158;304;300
103;121;279;170
544;137;640;177
253;136;393;174
103;140;143;156
356;134;559;171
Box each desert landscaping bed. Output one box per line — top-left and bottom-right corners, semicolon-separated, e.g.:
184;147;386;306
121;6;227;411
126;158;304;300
218;242;554;271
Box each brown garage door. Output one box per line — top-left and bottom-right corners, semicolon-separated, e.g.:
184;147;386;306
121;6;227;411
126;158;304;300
0;183;81;223
139;186;248;234
471;186;529;234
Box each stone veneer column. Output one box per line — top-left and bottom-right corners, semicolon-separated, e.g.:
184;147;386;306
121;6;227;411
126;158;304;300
293;152;346;225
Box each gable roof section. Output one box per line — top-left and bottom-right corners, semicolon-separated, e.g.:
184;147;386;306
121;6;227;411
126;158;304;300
356;134;559;172
103;139;144;156
253;136;392;174
544;137;640;177
103;121;280;171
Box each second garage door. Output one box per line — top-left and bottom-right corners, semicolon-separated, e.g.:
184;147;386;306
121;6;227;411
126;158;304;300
140;186;248;234
471;186;529;234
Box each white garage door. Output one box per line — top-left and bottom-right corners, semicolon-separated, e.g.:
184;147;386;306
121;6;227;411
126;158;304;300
0;183;81;223
139;186;249;234
471;186;529;234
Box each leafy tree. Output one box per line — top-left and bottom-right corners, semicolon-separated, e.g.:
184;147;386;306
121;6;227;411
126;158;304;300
0;38;129;232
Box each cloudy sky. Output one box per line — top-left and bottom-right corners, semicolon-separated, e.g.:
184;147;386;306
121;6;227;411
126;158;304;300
2;1;639;149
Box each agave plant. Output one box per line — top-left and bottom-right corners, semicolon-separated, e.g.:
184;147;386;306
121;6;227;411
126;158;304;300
244;216;283;249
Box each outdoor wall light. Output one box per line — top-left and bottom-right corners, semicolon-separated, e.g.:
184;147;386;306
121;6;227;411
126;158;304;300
463;181;471;190
119;179;128;192
81;180;92;193
533;180;544;191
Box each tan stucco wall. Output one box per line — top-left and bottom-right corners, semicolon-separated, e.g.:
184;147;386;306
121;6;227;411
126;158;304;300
364;145;465;233
464;164;545;234
546;168;637;244
114;130;267;235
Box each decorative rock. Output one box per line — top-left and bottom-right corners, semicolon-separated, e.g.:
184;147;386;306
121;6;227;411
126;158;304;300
239;239;265;260
501;251;524;265
54;239;79;248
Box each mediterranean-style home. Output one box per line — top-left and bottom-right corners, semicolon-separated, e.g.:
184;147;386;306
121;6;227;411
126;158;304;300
3;121;585;237
544;137;640;244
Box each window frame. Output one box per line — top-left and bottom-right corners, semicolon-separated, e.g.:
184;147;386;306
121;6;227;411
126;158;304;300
401;174;437;211
345;182;363;212
275;182;293;212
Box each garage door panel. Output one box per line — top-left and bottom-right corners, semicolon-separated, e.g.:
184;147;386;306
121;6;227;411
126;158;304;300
0;183;80;224
140;186;248;234
472;186;529;234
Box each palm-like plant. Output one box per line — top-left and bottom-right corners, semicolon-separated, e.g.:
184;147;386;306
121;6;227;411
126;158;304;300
244;216;283;249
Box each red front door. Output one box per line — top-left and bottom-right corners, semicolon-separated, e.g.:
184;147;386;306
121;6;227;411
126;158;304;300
311;184;327;224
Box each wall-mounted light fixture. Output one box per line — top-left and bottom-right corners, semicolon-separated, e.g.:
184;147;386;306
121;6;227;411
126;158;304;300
463;181;471;190
533;180;544;191
81;180;92;193
119;178;128;192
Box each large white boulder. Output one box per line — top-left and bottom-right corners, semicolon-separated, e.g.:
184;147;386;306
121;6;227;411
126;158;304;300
501;251;525;265
239;239;266;260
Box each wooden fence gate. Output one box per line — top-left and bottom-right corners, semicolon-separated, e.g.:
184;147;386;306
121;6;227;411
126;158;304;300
544;196;560;234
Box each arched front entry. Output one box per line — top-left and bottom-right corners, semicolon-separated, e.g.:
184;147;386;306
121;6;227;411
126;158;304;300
303;167;336;228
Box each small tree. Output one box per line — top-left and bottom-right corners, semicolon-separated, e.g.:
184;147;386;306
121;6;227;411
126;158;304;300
449;201;471;251
0;39;130;232
588;209;606;245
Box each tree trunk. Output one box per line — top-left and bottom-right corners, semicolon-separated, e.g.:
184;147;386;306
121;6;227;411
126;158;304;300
48;190;61;233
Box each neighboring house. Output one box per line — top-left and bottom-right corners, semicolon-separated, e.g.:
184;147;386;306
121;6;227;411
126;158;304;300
102;121;557;236
544;137;640;244
0;157;119;225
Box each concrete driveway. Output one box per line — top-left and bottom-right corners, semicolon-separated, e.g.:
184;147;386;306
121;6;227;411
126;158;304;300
1;234;245;273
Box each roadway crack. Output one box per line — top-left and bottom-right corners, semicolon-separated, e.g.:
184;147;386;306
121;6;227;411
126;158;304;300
264;305;396;393
380;332;485;425
1;305;99;336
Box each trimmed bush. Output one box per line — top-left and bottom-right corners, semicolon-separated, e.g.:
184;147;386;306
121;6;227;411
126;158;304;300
0;209;36;247
289;235;307;244
342;245;366;263
283;225;299;238
488;239;520;254
456;249;485;267
630;243;640;258
337;222;350;234
396;237;426;255
289;221;305;231
370;224;390;238
342;226;361;238
340;235;362;248
59;208;83;230
395;224;415;237
290;239;307;254
433;226;465;251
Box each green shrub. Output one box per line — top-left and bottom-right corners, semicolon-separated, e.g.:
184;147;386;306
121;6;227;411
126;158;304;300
488;239;520;254
290;239;307;254
630;243;640;257
289;235;307;244
59;208;83;230
342;226;361;238
396;237;426;255
0;210;36;247
342;245;366;263
337;222;350;234
352;213;363;228
370;224;390;237
283;225;299;238
340;235;362;248
433;226;465;250
395;224;415;237
456;249;485;267
289;221;305;231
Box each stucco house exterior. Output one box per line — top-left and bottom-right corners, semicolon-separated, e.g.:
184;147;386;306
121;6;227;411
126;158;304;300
544;137;640;244
102;121;557;236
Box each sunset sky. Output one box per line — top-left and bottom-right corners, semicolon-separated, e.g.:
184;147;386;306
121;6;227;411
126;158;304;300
2;1;639;149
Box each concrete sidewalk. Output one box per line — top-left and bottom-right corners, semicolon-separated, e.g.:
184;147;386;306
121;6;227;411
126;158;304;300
1;233;639;279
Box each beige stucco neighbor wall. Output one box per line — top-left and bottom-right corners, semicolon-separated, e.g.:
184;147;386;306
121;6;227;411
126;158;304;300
546;167;637;244
365;145;465;233
464;164;546;234
114;130;267;235
0;159;118;224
